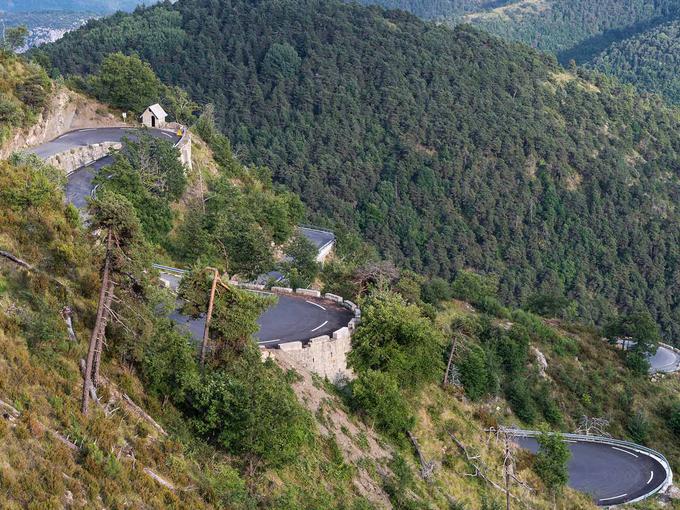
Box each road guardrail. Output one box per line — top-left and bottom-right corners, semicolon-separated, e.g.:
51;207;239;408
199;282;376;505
507;428;673;504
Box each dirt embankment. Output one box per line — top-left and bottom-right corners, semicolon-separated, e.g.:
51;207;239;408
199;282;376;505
1;86;127;159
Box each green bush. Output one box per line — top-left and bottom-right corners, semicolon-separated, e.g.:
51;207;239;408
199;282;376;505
349;289;445;390
458;344;491;401
185;349;312;470
351;370;414;439
627;410;650;444
533;431;570;493
505;379;537;424
669;403;680;436
141;322;199;402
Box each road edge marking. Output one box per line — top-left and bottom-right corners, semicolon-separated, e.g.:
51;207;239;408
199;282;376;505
612;446;638;458
599;493;627;502
311;320;329;332
306;300;326;311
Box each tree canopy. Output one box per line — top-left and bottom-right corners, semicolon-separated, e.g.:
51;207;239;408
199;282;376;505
35;0;680;343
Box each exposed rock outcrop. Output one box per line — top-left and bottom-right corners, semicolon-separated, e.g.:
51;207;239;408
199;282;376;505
1;86;125;158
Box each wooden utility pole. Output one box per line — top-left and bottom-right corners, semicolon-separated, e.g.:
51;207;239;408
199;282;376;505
82;231;112;415
200;268;219;366
504;435;511;510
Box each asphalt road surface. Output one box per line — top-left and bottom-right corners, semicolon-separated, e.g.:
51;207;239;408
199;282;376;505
648;345;680;373
298;226;335;252
516;437;667;505
619;340;680;373
171;294;353;347
27;127;180;159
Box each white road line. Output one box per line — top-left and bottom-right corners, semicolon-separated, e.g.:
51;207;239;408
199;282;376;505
311;320;328;332
612;446;638;458
306;300;326;311
258;338;280;344
647;471;654;484
599;493;627;502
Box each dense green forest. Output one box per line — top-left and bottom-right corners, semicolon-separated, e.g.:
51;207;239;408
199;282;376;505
34;0;680;343
464;0;680;63
587;19;680;104
354;0;680;63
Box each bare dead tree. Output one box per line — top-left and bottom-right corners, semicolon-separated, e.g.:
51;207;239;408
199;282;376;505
61;306;77;343
575;416;610;437
407;431;436;480
92;281;115;387
443;335;461;387
82;231;113;415
352;261;399;295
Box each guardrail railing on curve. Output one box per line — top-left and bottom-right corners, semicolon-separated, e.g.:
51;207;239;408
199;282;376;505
507;428;673;504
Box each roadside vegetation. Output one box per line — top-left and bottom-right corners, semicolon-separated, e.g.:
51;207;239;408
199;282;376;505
0;16;678;509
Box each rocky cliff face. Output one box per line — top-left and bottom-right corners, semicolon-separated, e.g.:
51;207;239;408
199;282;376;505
0;86;125;158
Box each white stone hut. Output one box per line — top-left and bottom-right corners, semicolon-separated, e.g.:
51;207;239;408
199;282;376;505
140;103;168;128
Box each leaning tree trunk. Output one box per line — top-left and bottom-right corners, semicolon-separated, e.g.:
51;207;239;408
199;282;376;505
82;231;113;415
200;269;219;366
92;280;115;388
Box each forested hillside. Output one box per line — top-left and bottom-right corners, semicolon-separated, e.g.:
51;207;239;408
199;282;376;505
34;0;680;343
354;0;680;64
461;0;680;62
587;19;680;105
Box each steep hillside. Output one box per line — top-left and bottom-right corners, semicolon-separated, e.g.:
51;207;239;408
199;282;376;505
0;52;51;145
0;91;608;508
33;0;680;343
587;19;680;105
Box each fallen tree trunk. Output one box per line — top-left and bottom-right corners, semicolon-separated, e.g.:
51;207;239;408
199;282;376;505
408;430;436;480
0;249;33;270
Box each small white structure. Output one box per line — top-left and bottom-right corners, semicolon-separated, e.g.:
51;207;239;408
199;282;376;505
140;103;168;128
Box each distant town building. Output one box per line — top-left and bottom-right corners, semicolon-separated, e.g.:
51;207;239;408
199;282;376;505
140;103;168;128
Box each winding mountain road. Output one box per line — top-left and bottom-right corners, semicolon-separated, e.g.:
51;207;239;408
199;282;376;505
28;127;674;506
618;339;680;374
515;435;669;505
158;271;352;346
29;127;352;347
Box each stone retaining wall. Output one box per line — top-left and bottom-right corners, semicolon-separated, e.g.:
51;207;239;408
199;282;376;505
231;282;360;384
166;122;192;170
47;142;121;175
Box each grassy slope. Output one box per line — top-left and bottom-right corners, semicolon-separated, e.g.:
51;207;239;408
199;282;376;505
435;299;680;493
0;107;602;508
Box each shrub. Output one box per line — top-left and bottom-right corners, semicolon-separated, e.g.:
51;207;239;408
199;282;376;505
185;350;312;471
627;410;649;444
505;379;537;424
669;403;680;436
349;290;445;390
458;344;491;401
351;370;414;439
533;431;570;493
421;277;452;306
141;322;199;402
